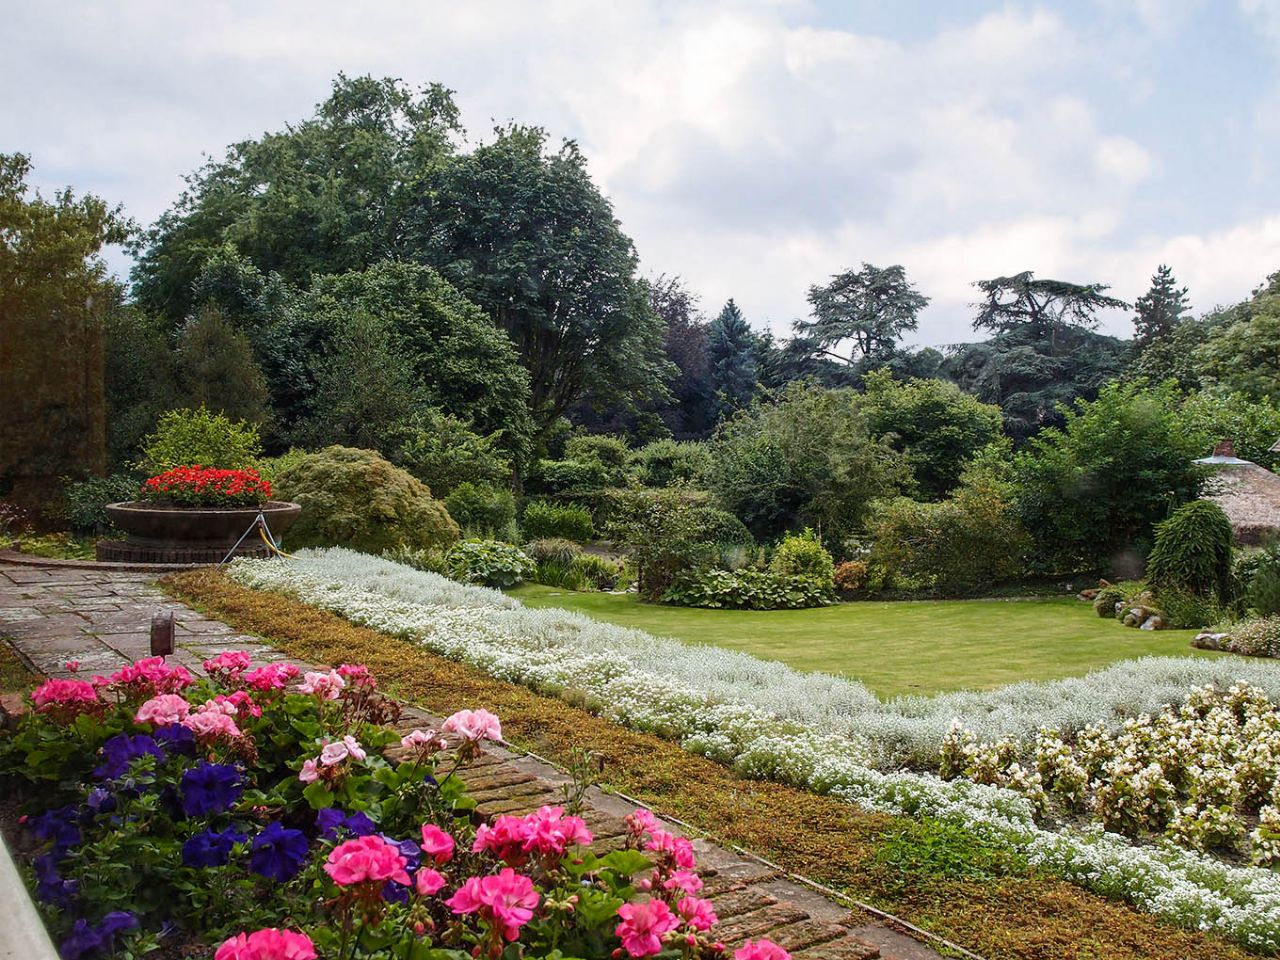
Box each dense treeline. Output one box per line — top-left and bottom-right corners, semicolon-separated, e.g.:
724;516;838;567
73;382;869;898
8;73;1280;583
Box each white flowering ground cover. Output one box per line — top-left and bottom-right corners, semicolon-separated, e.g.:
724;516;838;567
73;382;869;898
228;548;1280;952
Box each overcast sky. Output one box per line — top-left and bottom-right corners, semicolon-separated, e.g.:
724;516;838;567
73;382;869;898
7;0;1280;345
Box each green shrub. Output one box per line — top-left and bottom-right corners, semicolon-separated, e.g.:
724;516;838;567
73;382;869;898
445;482;517;537
603;489;723;599
572;553;624;591
769;529;835;584
273;446;460;553
382;545;448;575
524;538;583;566
444;539;535;588
138;405;262;473
1235;545;1280;617
532;459;612;495
867;470;1028;594
533;559;590;591
661;569;834;610
256;448;310;486
1157;587;1228;630
628;439;712;488
689;506;754;548
62;474;140;533
564;434;630;480
391;409;513;497
1146;500;1234;601
522;500;594;541
1093;586;1127;618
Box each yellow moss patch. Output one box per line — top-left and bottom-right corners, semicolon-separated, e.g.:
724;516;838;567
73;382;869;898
162;569;1259;960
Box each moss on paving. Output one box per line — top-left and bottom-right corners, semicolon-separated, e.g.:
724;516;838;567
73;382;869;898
510;584;1221;698
163;569;1257;960
0;639;36;694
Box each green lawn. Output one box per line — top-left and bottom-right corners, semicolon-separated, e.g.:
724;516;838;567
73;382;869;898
508;585;1223;698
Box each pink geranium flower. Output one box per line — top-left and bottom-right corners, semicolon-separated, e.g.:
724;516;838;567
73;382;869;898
214;928;316;960
442;708;502;742
203;651;253;676
336;663;375;688
324;835;410;887
135;693;191;726
318;735;366;767
419;824;456;864
734;940;791;960
677;896;718;932
645;829;696;870
446;867;539;942
522;805;593;855
616;899;680;957
297;670;345;700
626;808;660;837
182;711;242;739
31;678;99;713
415;868;446;896
663;869;703;894
107;656;194;695
472;815;532;864
242;663;299;691
400;728;447;752
298;759;319;784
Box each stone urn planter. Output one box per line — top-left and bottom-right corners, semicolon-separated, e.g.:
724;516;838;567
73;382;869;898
96;501;301;564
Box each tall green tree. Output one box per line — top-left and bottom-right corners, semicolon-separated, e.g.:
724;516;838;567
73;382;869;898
418;125;671;440
1;153;133;495
972;271;1128;347
174;305;270;426
131;75;460;322
707;299;759;420
1132;264;1190;347
797;263;929;365
1192;272;1280;400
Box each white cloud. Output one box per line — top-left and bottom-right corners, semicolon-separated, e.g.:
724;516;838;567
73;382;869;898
2;0;1276;348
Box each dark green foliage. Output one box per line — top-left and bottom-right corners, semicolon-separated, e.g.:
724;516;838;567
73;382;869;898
62;474;140;533
942;326;1129;442
139;406;262;473
563;435;630;486
604;489;720;599
705;383;910;546
530;545;624;592
104;305;180;468
628;439;712;488
444;482;517;537
1192;273;1280;401
1012;381;1206;574
1238;547;1280;617
174;305;270;426
796;263;929;366
391;409;512;497
523;538;583;566
421;125;671;438
1179;390;1280;471
530;459;613;496
131;75;461;323
522;500;594;542
972;271;1128;342
661;569;833;610
1146;500;1234;602
860;370;1004;499
273;446;460;553
1132;265;1190;347
444;539;535;588
1093;587;1126;618
707;299;759;419
688;506;754;548
1157;587;1228;630
300;261;533;461
769;529;835;584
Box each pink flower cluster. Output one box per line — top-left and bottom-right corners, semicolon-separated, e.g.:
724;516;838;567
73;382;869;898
98;656;194;696
337;663;376;689
400;728;448;754
183;698;243;740
442;708;502;743
735;940;791;960
214;928;316;960
420;824;455;864
242;663;300;692
324;835;410;887
31;678;99;714
297;669;345;700
203;651;253;680
473;805;593;865
446;867;540;942
135;693;189;726
299;735;366;783
616;900;680;957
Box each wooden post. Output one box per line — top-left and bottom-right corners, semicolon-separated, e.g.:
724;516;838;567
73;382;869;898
150;610;175;656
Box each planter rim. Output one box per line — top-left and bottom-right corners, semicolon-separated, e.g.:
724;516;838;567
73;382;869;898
106;500;299;515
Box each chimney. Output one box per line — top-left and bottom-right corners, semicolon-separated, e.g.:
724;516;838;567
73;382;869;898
1213;439;1236;458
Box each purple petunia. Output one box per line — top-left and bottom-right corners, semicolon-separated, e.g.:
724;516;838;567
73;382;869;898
249;821;309;881
315;807;377;841
94;733;164;780
179;762;243;817
153;723;196;756
34;854;78;906
181;825;247;867
59;911;138;960
27;804;81;854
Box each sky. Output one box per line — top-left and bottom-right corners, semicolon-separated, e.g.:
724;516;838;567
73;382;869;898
7;0;1280;346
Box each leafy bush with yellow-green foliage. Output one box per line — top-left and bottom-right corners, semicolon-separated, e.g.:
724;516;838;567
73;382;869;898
273;446;459;553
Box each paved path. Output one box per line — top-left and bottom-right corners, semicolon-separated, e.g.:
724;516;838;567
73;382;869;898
0;563;947;960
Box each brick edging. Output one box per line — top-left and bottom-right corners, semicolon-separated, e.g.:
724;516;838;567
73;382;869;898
0;548;208;573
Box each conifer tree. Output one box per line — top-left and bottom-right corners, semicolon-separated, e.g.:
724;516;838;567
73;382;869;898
707;299;758;420
1133;264;1190;347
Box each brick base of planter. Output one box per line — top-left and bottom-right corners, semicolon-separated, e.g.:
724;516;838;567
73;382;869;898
95;540;271;564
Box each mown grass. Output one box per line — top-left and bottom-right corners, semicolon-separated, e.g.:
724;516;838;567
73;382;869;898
163;568;1257;960
509;584;1218;698
13;533;98;561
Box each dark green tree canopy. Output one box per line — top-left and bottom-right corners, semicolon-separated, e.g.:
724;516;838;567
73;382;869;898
797;263;929;365
707;299;759;420
417;125;671;438
1132;264;1190;347
972;271;1128;343
131;75;460;323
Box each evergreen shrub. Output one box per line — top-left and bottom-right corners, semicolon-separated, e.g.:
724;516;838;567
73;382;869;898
1146;500;1234;601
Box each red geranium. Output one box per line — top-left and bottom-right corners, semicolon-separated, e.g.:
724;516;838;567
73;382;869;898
142;466;272;507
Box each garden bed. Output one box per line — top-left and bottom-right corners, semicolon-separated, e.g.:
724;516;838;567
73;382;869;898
163;565;1272;959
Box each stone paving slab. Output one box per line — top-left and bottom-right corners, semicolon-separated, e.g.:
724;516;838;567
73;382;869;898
0;562;950;960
